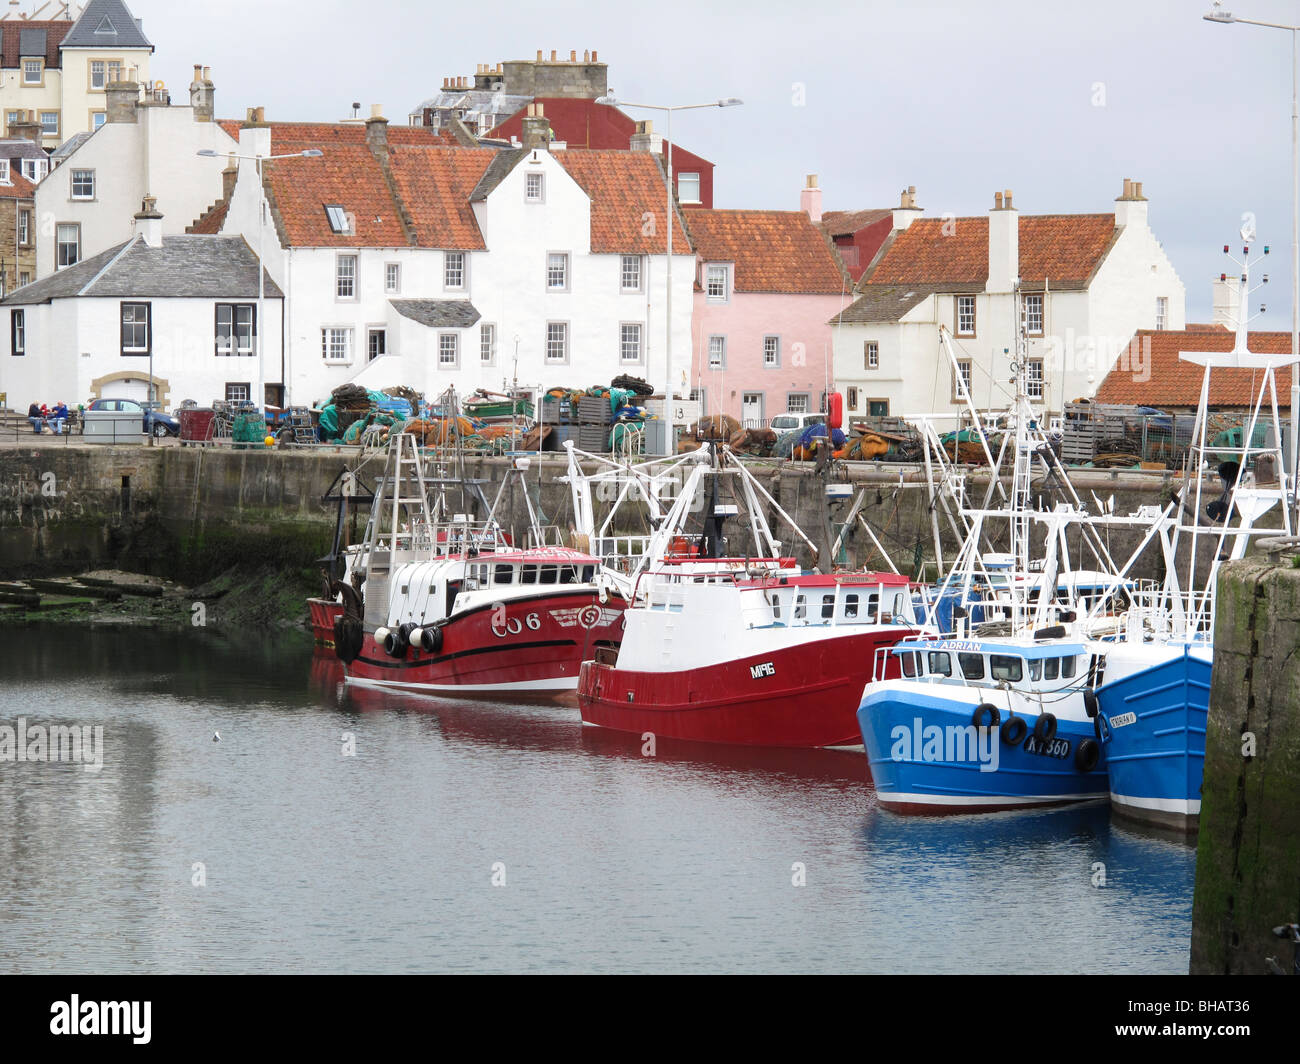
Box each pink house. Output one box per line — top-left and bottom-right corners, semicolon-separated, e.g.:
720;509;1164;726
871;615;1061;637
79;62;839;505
684;181;849;426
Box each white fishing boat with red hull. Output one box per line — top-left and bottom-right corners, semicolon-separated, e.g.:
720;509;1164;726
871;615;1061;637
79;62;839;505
334;433;625;698
579;564;921;747
576;444;928;747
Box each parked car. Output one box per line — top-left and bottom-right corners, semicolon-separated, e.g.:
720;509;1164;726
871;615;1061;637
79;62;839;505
85;398;181;437
769;411;826;434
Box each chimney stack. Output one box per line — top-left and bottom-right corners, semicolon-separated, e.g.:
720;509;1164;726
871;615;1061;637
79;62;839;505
892;184;922;230
106;79;141;124
521;102;552;150
221;159;238;202
628;118;661;154
800;173;822;223
1212;274;1242;330
1115;175;1149;229
10;109;42;145
134;195;163;248
987;187;1019;294
189;63;215;122
366;104;388;153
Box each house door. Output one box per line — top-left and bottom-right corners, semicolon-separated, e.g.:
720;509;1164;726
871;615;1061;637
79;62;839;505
741;392;763;428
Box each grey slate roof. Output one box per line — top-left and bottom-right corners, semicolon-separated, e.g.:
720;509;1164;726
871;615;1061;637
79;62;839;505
0;138;49;162
390;299;481;329
52;131;93;162
469;148;525;202
61;0;153;50
1;235;281;306
831;285;943;325
19;28;47;57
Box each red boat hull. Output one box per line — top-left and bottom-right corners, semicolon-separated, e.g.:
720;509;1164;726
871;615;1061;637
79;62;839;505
345;590;626;696
309;598;342;644
577;629;908;748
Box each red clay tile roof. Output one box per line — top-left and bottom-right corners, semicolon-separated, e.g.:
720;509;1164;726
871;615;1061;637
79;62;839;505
1096;328;1293;409
684;209;845;294
255;123;444;248
187;198;228;235
820;208;892;237
388;145;496;250
557;149;691;254
0;170;37;200
1;21;70;69
865;214;1118;288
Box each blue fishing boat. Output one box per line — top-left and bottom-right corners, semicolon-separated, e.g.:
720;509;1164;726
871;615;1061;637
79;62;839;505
859;636;1108;812
1093;231;1289;831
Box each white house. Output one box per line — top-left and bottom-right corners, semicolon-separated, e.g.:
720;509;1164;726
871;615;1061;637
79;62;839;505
0;201;283;410
34;64;233;278
214;107;695;408
831;180;1186;419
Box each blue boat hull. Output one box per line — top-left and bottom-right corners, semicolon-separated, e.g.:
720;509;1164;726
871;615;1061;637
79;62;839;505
858;685;1109;814
1096;645;1211;831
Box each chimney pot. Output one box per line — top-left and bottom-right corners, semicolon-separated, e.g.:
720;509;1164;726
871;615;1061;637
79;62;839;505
592;50;598;60
806;173;818;188
203;66;210;80
994;191;1004;209
1135;181;1144;199
570;49;577;61
193;64;202;80
584;50;590;62
551;50;557;61
536;50;543;60
1004;189;1013;209
370;103;383;119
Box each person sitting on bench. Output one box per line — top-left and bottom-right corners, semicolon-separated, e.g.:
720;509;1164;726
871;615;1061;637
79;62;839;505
49;402;68;434
27;402;43;434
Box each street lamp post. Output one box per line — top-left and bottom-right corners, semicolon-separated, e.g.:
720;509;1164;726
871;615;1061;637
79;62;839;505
595;94;742;455
1206;2;1300;514
198;147;323;411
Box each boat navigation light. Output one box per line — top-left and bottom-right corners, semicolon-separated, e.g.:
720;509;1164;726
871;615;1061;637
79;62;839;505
1224;245;1230;253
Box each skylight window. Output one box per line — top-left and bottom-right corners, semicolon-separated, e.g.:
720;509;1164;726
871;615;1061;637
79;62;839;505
95;17;116;34
324;205;350;234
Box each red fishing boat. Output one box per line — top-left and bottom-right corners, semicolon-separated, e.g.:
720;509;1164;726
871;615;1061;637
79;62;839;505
575;445;929;746
333;434;625;697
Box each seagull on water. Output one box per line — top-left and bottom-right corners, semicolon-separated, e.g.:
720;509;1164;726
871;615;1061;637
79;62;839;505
213;731;221;742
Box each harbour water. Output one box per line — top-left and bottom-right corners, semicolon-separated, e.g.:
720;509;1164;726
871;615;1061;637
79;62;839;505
0;626;1194;974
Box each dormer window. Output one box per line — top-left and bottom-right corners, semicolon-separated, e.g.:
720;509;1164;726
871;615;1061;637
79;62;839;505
324;205;350;235
95;16;116;35
677;172;701;204
705;264;729;302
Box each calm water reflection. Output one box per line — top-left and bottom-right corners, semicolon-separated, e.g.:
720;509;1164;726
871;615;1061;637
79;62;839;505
0;627;1194;973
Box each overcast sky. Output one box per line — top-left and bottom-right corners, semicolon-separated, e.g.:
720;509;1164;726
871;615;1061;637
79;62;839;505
127;0;1300;327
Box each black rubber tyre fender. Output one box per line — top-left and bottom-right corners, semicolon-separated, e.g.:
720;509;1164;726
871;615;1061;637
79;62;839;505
1033;713;1058;743
972;703;1001;729
1000;715;1028;746
1075;738;1101;773
333;616;363;664
1083;690;1099;719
